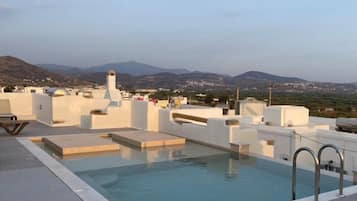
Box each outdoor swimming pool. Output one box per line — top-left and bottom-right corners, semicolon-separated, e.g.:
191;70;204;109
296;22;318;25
42;142;353;201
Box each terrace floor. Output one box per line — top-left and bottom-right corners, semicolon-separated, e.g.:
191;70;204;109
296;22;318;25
332;194;357;201
0;121;133;201
0;121;356;201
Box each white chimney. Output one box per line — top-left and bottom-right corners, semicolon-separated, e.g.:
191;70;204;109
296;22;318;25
104;70;122;106
107;70;116;91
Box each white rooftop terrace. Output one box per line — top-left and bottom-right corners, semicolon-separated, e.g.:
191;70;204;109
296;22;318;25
1;85;357;200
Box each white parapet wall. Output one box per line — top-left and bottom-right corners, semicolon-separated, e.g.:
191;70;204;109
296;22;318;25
310;116;336;130
1;92;161;130
257;125;296;160
255;122;354;172
173;107;223;118
0;93;35;120
316;129;357;175
52;96;110;127
159;109;182;135
264;105;309;127
181;118;233;148
131;100;159;131
231;126;264;155
87;100;132;129
159;108;259;149
239;98;266;116
33;94;113;127
158;107;225;135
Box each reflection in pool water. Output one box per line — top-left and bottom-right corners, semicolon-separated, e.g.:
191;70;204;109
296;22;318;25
40;142;352;201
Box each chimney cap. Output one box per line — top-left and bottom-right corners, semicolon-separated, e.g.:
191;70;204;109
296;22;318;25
108;70;116;76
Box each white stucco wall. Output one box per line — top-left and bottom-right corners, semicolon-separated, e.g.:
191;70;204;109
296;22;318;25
240;102;266;116
283;107;309;126
90;89;106;99
256;124;331;166
177;118;232;148
159;109;246;149
173;108;223;118
52;96;110;126
131;100;159;131
32;94;52;125
310;116;336;130
0;93;34;119
132;101;148;130
316;130;357;175
89;100;132;129
257;126;296;160
147;102;159;131
254;123;357;175
159;109;182;135
231;127;263;154
264;106;309;127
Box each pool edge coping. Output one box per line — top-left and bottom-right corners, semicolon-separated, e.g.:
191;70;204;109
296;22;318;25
17;135;357;201
17;137;109;201
296;185;357;201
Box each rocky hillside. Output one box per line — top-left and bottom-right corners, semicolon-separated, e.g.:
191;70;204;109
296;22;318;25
233;71;305;83
7;56;355;94
39;61;190;76
0;56;89;87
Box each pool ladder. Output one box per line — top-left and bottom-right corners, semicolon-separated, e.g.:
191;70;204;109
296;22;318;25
292;144;344;201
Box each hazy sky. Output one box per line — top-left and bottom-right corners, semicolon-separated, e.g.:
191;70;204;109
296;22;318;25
1;0;357;82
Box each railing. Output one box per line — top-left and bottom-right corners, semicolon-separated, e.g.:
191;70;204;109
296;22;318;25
292;145;345;201
292;147;320;201
317;144;344;196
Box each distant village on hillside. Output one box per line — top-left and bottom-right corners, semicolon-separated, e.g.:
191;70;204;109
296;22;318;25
1;56;357;118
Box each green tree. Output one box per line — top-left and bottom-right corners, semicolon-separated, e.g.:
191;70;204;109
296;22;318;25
204;94;214;104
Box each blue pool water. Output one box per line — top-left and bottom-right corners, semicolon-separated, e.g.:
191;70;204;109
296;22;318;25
49;142;352;201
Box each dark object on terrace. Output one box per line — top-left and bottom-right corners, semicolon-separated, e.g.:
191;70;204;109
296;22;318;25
0;120;29;135
336;118;357;133
225;119;239;126
0;114;17;120
222;108;229;115
90;109;107;115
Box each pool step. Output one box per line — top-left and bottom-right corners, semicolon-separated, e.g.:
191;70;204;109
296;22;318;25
43;134;120;156
111;131;186;148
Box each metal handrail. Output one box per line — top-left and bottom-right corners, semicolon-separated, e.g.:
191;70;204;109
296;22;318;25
292;147;320;201
318;144;344;196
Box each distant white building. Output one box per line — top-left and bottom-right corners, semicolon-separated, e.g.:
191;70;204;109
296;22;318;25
24;87;45;94
264;105;309;127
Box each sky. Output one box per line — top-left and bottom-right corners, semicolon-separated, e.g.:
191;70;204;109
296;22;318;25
0;0;357;82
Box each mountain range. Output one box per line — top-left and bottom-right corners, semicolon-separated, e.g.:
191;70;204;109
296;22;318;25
38;61;190;76
38;62;304;83
1;56;356;93
38;60;306;90
0;56;88;87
